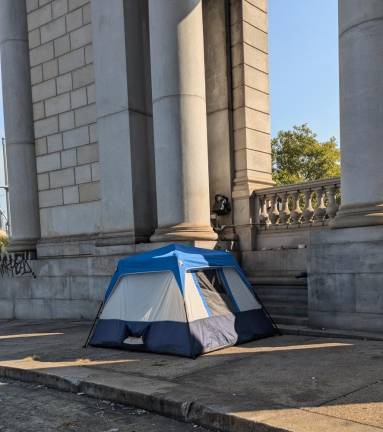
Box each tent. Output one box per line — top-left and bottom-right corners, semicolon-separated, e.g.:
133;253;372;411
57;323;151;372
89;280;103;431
88;244;276;357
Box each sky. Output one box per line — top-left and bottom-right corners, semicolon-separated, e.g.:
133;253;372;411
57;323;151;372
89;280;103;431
268;0;340;143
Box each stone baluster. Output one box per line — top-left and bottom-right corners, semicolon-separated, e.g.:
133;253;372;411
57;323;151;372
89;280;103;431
302;189;314;223
269;194;280;225
279;192;291;225
326;185;339;220
313;187;327;222
290;191;302;225
259;196;270;225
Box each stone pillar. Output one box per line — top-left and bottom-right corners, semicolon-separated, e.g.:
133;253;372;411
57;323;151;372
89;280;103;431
334;0;383;228
230;0;273;251
0;0;40;251
92;0;155;246
203;0;234;232
148;0;217;242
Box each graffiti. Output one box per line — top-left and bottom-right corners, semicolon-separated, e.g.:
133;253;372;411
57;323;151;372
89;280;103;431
0;252;36;278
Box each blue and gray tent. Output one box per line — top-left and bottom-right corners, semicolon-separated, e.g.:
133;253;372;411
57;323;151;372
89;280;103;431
89;244;276;358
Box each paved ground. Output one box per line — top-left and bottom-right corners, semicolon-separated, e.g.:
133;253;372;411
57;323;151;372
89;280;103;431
0;378;209;432
0;320;383;431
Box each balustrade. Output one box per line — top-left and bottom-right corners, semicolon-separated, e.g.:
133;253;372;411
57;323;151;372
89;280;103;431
252;178;340;229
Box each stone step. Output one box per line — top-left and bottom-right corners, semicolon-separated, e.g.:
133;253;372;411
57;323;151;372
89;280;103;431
259;293;308;305
265;303;308;317
254;283;308;290
255;286;308;298
248;276;307;286
271;314;309;326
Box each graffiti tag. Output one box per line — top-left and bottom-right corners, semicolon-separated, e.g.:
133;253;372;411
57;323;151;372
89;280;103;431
0;253;36;278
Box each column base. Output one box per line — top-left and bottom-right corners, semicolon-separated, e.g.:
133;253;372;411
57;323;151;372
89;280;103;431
332;202;383;229
8;237;38;254
150;223;218;242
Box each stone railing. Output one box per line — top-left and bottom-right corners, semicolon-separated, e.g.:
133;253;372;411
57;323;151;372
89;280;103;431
252;177;341;229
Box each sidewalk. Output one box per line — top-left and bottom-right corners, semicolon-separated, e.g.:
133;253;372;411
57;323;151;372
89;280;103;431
0;320;383;431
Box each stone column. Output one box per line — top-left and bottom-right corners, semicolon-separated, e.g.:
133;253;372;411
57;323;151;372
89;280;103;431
92;0;156;246
148;0;217;242
230;0;273;251
0;0;40;251
334;0;383;228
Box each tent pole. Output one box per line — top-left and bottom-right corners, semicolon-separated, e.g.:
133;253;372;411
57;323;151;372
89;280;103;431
83;301;104;348
250;287;281;335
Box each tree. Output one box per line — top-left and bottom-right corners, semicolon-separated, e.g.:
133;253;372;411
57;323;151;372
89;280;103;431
271;124;340;185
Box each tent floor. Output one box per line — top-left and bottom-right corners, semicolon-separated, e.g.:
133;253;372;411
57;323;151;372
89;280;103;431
0;320;382;431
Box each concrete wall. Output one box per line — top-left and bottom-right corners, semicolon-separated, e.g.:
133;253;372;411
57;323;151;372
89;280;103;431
308;226;383;332
0;255;115;319
26;0;100;238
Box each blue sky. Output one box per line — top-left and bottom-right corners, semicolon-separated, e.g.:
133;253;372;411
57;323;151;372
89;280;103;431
269;0;340;143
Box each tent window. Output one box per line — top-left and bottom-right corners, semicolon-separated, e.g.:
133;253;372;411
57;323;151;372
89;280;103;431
193;269;236;316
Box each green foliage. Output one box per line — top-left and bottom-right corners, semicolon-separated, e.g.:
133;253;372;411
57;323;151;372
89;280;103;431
0;230;9;253
271;124;340;185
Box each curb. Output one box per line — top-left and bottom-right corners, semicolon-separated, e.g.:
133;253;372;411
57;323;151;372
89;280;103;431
0;365;283;432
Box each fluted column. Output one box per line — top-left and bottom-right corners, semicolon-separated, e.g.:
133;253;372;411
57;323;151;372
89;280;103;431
148;0;217;241
334;0;383;228
0;0;40;251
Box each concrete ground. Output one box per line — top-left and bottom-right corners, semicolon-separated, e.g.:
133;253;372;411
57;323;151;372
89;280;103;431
0;378;210;432
0;321;383;431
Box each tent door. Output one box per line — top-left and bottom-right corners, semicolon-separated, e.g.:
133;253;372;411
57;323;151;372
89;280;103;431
191;268;239;316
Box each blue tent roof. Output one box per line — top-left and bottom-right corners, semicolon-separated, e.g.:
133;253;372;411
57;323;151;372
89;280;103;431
104;244;240;300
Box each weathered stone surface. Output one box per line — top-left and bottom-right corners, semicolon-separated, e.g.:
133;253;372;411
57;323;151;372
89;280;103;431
77;143;98;165
63;185;79;204
63;125;89;149
47;133;63;153
61;148;77;168
59;111;75;131
54;34;70;56
30;42;54;67
56;72;72;94
59;48;85;75
37;173;50;191
40;16;66;43
36;152;61;173
308;226;383;332
49;168;75;188
45;93;70;116
35;116;58;138
79;181;100;203
75;164;91;184
27;4;52;31
52;0;68;19
42;59;59;80
39;188;63;208
32;79;56;103
70;23;92;50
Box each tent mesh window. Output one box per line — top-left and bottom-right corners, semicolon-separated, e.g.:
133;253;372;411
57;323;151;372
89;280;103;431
193;269;236;316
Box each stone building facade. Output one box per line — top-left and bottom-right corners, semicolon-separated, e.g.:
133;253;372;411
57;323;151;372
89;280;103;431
1;0;383;334
0;0;272;319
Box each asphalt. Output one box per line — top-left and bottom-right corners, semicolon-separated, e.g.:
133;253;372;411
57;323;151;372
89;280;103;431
0;320;383;431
